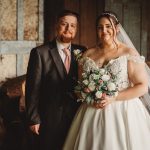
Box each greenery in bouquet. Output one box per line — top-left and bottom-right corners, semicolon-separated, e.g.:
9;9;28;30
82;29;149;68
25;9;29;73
74;57;119;104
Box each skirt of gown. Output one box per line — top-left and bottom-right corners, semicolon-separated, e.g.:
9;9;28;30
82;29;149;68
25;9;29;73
63;98;150;150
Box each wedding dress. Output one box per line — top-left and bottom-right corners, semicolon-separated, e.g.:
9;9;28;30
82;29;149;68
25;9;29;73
63;55;150;150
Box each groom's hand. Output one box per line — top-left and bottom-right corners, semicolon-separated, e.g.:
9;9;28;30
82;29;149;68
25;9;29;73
30;124;40;135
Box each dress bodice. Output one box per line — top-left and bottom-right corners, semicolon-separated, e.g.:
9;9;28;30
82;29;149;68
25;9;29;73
107;56;131;91
81;55;145;91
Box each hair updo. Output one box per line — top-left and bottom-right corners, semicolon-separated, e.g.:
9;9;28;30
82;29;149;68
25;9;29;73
96;11;119;27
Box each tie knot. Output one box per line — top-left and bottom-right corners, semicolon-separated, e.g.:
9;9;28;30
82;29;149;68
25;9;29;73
62;48;71;57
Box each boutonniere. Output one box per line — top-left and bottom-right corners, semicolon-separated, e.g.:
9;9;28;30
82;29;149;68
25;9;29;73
73;49;83;61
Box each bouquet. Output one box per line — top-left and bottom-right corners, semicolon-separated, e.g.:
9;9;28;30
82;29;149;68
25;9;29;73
74;56;118;104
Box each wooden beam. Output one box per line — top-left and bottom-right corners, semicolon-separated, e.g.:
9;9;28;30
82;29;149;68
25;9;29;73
0;41;37;54
17;0;24;40
39;0;44;42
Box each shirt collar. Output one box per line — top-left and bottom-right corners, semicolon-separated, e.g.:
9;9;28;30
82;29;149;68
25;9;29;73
56;40;71;51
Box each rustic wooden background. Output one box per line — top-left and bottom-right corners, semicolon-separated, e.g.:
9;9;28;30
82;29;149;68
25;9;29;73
0;0;43;82
0;0;150;82
0;1;150;149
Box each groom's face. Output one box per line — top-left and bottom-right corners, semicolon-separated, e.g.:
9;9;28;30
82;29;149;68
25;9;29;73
56;15;77;43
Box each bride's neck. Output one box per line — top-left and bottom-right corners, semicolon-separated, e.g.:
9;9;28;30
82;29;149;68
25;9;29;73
98;41;119;53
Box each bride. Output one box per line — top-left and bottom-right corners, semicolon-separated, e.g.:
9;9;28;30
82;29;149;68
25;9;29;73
63;11;150;150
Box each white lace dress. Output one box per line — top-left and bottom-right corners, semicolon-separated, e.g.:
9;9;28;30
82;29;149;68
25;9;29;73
63;55;150;150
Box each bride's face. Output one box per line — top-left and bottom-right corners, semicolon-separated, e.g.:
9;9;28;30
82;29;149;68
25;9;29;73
97;17;116;43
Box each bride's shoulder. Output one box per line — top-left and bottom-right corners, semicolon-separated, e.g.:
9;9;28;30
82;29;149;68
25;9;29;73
119;43;139;56
119;43;145;63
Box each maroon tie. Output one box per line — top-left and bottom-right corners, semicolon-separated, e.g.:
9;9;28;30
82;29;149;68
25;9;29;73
62;48;71;73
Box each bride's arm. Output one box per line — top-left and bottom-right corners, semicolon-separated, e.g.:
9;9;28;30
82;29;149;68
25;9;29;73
116;58;148;101
97;56;148;108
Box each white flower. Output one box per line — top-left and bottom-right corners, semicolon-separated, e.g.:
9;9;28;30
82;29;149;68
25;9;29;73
73;49;81;55
95;91;102;99
92;74;100;80
91;66;99;72
89;74;98;81
81;92;87;99
88;81;95;91
82;79;89;86
89;74;94;81
99;68;105;75
107;82;116;91
101;74;110;81
82;73;87;78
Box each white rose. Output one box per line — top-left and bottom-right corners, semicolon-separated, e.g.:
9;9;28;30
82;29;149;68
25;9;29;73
91;66;99;72
92;74;100;80
89;74;100;81
88;82;95;91
107;82;116;91
89;74;94;81
82;79;89;86
99;68;105;75
95;91;102;99
101;74;110;81
82;73;87;78
73;49;81;55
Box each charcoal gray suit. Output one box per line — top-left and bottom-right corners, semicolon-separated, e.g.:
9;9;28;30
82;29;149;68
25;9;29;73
25;39;86;150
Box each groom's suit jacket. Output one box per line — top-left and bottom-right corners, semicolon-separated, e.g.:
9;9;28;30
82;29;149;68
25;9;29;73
25;39;86;150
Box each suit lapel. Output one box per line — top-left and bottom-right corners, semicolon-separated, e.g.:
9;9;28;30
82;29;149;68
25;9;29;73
49;41;78;79
70;45;77;69
49;41;66;80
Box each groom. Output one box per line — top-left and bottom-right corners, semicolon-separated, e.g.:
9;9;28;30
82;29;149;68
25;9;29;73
25;10;86;150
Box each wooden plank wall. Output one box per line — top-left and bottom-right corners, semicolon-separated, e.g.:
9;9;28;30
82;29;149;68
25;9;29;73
0;0;44;82
0;0;17;40
105;0;150;61
46;0;105;48
147;0;150;61
44;0;64;43
46;0;150;62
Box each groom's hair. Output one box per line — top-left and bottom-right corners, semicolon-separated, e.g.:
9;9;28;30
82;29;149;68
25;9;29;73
57;9;80;22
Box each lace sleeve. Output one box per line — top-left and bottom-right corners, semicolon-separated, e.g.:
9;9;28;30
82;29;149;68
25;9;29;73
127;55;145;63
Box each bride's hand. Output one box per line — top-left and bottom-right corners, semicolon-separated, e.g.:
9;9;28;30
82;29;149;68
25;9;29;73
93;96;116;109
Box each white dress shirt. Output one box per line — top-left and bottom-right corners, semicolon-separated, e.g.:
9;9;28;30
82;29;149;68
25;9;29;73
56;40;71;63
